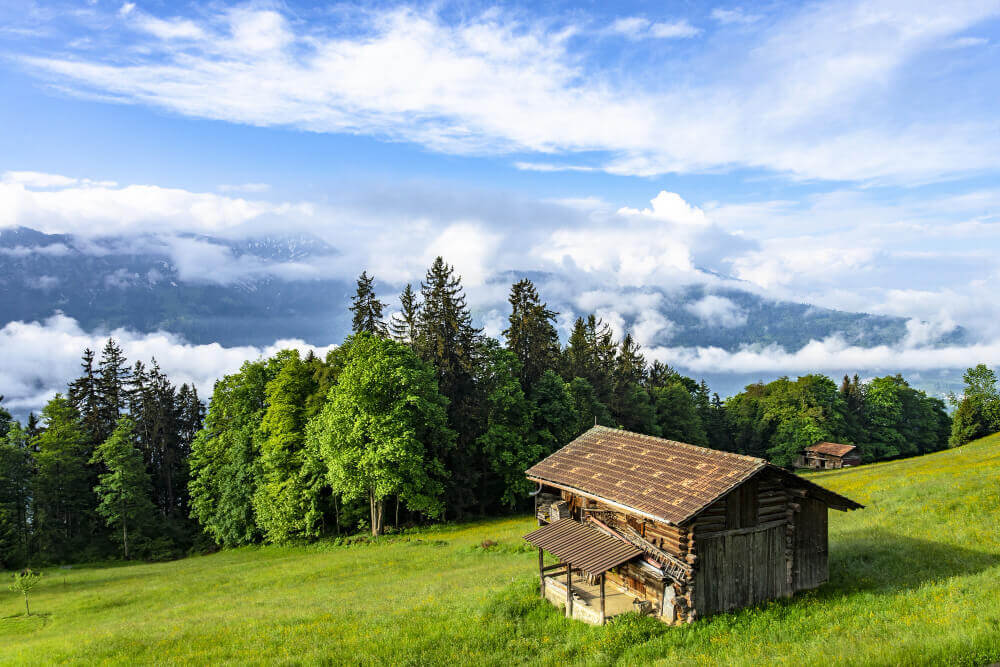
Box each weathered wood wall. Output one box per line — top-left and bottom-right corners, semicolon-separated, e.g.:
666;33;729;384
693;522;788;616
792;496;828;591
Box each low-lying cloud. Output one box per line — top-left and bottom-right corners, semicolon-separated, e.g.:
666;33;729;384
0;314;336;416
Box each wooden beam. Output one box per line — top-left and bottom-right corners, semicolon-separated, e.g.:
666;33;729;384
541;562;567;573
538;548;545;599
600;572;606;625
566;563;573;618
696;518;788;540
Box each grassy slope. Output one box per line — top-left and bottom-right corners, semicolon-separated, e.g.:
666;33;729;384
3;434;1000;666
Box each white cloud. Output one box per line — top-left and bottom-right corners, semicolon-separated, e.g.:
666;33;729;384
619;191;710;226
685;295;748;328
18;2;1000;182
710;8;762;25
649;334;1000;375
608;17;700;40
0;314;336;415
0;171;313;236
650;20;701;39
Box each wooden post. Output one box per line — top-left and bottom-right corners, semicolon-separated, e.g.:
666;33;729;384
600;572;606;624
566;564;573;618
538;548;545;598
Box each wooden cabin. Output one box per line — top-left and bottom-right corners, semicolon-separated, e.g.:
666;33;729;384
796;442;861;469
523;426;862;625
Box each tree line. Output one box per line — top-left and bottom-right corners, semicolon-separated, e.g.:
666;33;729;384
0;341;204;568
1;255;984;563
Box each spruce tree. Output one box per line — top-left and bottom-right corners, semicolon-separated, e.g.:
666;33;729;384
91;418;155;560
96;339;130;445
69;348;102;444
350;270;388;336
32;395;96;560
503;279;560;391
414;257;481;517
0;422;32;568
389;283;421;345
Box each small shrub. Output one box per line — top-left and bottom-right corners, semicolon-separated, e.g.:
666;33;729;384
9;569;42;616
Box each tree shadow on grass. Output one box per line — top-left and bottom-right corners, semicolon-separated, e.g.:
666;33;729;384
823;530;1000;597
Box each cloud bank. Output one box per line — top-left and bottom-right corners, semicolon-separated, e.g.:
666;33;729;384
0;314;336;414
16;1;1000;182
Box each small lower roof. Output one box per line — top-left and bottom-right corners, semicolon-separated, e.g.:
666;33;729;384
524;519;642;577
806;442;858;457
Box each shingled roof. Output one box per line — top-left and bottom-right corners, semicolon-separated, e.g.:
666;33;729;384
805;442;858;457
525;426;768;526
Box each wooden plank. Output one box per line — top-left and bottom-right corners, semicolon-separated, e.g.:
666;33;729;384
697;519;787;540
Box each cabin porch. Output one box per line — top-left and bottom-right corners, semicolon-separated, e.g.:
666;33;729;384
542;570;647;625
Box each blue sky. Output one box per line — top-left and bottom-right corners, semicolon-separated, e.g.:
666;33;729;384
2;0;1000;409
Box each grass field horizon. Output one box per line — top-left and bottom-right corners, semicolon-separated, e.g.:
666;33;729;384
4;433;1000;665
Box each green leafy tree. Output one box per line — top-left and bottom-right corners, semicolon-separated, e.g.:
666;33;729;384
350;270;388;336
9;568;41;616
91;418;155;559
252;350;325;543
949;364;1000;446
188;360;275;546
503;279;560;390
307;334;454;535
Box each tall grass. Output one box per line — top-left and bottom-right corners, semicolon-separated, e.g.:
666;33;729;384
3;433;1000;665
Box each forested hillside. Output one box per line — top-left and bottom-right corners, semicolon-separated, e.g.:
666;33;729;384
0;256;982;567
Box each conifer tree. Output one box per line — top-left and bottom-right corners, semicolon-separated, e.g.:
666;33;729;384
350;270;388;336
91;418;155;560
25;412;41;440
503;279;560;391
0;422;32;568
97;339;130;445
69;348;102;443
32;395;95;560
414;257;481;516
389;283;421;345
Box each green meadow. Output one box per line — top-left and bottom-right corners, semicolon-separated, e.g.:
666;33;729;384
3;433;1000;666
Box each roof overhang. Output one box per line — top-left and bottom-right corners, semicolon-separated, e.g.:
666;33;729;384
524;519;643;577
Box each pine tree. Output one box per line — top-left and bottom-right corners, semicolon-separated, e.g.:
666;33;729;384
0;422;32;568
503;279;560;391
350;271;388;336
32;395;95;560
69;348;102;443
96;339;130;445
25;412;41;440
414;257;482;517
91;418;155;560
389;283;421;345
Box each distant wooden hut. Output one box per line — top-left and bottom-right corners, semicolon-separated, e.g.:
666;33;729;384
796;442;861;469
523;426;862;625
